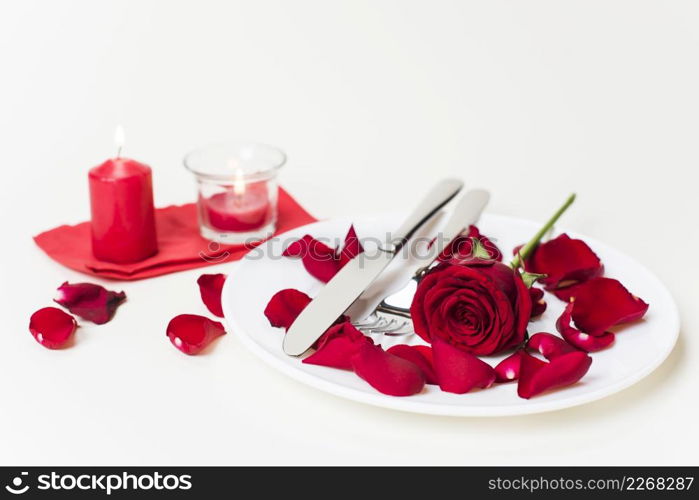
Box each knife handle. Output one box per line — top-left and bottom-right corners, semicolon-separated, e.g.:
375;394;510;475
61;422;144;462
384;178;464;252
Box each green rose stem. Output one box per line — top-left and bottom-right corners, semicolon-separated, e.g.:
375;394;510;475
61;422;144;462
510;193;576;270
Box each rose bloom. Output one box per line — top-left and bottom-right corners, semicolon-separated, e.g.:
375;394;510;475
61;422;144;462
410;261;532;356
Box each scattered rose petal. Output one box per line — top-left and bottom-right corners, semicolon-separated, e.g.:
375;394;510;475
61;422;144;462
549;282;586;302
283;225;365;283
282;234;315;257
517;350;592;399
412;345;434;364
511;266;534;349
197;274;226;317
439;225;502;262
352;344;426;396
29;307;77;349
304;337;363;370
166;314;226;355
494;350;524;383
432;337;496;393
314;320;366;345
338;225;364;266
529;287;547;317
527;332;579;359
303;322;372;370
54;281;126;325
301;238;339;283
264;289;312;330
556;302;615;352
522;234;603;290
570;277;649;336
387;344;438;384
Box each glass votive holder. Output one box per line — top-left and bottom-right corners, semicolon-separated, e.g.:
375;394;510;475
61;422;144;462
184;141;286;244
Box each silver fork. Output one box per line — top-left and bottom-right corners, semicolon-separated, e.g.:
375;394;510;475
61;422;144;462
352;300;414;336
351;189;490;337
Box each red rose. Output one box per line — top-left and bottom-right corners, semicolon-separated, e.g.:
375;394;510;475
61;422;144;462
410;261;532;356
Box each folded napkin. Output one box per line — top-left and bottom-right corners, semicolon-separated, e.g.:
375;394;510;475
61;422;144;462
34;188;316;280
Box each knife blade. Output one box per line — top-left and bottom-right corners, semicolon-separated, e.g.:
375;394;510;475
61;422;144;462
415;188;491;268
282;178;464;356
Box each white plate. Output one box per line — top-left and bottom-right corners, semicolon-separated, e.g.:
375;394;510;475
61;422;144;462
221;213;679;416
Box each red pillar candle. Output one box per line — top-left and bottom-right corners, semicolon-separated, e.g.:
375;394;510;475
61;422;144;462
89;157;158;263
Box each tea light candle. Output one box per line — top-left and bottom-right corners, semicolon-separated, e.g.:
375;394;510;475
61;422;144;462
203;171;272;231
184;141;285;244
89;126;158;263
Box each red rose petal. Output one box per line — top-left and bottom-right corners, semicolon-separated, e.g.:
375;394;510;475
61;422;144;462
264;289;312;330
556;302;615;352
166;314;226;355
197;274;226;317
352;344;426;396
304;336;364;370
302;238;341;283
303;322;372;370
524;234;603;290
412;345;434;364
527;332;579;359
494;350;523;383
305;238;336;257
54;281;126;325
29;307;77;349
284;226;364;282
511;244;523;257
570;277;649;336
439;225;502;262
550;282;586;302
312;316;357;346
282;234;315;257
387;344;438;384
432;337;496;393
517;350;592;399
338;224;364;266
511;268;534;348
529;287;547;317
282;234;340;282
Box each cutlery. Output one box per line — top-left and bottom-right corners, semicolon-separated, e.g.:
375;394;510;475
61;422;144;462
282;178;464;356
351;189;490;336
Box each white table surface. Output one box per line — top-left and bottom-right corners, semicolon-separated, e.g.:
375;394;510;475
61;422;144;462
1;0;697;465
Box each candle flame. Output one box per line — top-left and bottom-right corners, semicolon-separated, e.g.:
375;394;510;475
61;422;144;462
233;167;246;196
114;125;125;157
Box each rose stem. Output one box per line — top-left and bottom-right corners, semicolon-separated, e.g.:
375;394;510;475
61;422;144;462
510;193;576;270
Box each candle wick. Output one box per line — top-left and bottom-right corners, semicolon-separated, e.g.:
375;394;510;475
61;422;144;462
233;193;243;208
116;146;122;159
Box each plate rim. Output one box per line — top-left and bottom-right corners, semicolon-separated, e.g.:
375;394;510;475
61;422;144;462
221;213;680;417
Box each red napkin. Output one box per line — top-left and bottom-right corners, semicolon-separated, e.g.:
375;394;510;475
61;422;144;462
33;188;316;280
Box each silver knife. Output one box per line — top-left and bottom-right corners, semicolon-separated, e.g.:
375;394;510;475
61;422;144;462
345;188;490;320
282;178;464;356
407;188;491;268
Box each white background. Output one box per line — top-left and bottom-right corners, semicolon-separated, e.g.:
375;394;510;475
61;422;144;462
0;0;697;465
